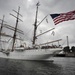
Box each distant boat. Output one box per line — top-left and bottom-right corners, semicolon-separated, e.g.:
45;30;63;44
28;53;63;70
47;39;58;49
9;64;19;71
0;2;62;60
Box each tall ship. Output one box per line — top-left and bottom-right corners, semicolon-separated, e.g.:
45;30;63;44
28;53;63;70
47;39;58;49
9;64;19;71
0;2;62;60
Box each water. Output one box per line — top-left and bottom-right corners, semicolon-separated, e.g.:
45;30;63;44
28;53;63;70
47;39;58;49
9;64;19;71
0;57;75;75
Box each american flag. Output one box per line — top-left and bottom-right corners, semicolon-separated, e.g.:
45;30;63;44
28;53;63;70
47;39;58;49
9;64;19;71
50;10;75;25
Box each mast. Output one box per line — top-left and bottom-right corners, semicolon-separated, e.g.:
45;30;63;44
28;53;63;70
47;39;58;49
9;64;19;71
0;15;7;37
0;15;5;34
10;6;23;51
32;2;40;46
0;15;7;49
32;2;54;46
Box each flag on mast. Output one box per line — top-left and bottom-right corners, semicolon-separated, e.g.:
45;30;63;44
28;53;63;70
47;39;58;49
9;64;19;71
50;10;75;25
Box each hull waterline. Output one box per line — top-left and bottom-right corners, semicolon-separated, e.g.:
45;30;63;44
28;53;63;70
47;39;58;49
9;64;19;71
0;48;62;60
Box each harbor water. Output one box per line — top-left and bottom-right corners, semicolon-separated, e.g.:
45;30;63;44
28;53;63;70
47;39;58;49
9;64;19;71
0;57;75;75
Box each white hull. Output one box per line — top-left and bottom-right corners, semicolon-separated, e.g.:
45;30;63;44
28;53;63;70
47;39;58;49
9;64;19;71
0;48;62;60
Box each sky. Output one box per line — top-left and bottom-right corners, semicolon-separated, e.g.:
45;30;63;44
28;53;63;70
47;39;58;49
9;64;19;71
0;0;75;47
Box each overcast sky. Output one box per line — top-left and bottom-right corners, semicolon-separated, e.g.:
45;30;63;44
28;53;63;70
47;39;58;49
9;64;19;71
0;0;75;47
